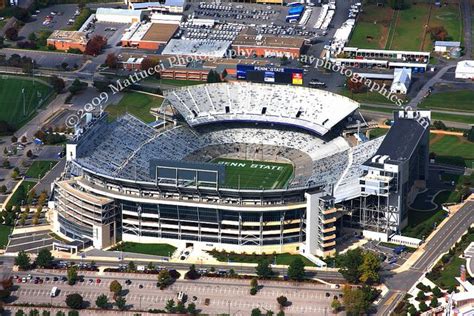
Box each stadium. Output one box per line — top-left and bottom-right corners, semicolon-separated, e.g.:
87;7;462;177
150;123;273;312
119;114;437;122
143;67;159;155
52;82;430;259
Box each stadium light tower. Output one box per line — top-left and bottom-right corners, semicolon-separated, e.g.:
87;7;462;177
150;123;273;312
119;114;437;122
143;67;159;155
22;88;25;116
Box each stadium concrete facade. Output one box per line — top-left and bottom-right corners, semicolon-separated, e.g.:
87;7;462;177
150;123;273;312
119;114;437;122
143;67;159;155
51;82;430;258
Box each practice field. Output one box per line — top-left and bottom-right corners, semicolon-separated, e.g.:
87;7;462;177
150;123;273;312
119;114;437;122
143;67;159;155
424;3;462;50
213;158;294;190
419;90;474;113
387;4;431;50
430;134;474;168
0;75;53;129
348;4;394;49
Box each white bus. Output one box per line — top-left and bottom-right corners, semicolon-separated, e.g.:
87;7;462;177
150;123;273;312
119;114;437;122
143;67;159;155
50;287;58;297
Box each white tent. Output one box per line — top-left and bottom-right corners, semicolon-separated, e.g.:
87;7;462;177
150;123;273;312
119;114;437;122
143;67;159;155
455;60;474;79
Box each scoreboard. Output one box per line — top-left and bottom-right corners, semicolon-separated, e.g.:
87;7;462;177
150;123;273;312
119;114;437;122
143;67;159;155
237;65;304;85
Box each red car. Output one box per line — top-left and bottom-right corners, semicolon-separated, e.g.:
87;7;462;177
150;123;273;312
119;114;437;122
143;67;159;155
96;278;101;284
16;278;22;283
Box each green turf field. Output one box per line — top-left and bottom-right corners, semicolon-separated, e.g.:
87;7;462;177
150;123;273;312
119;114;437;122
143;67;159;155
424;3;462;50
348;4;394;49
106;92;163;123
387;4;431;50
25;160;58;179
0;76;53;129
430;134;474;168
213;158;293;190
419;90;474;113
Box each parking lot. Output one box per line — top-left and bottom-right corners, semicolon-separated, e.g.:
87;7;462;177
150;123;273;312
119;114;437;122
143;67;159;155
18;4;79;39
6;231;53;254
363;240;412;270
10;270;340;315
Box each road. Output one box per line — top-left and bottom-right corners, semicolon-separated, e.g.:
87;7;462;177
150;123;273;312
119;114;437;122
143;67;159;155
9;270;340;315
376;201;474;315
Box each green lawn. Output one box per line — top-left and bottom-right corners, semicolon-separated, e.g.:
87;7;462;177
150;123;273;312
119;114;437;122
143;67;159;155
389;4;431;50
349;4;394;49
431;255;466;288
25;160;58;179
7;180;37;208
207;249;315;267
430;134;474;168
419;90;474;113
402;191;456;239
425;4;462;50
106;92;163;123
340;88;407;105
0;224;12;248
110;242;177;257
369;128;389;139
0;76;53;129
213;158;294;190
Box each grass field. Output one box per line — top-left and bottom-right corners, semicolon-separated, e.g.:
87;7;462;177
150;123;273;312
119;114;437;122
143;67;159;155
369;128;389;139
213;158;294;189
106;92;163;123
0;76;53;129
25;160;58;179
424;4;462;50
7;180;37;207
341;88;407;105
387;4;431;50
348;5;394;49
110;242;177;257
430;134;474;168
207;249;316;267
0;224;12;248
419;90;474;113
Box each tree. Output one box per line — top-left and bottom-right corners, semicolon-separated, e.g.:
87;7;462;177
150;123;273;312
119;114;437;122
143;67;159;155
432;286;443;298
359;251;381;285
250;278;258;288
416;290;426;301
419;301;428;312
95;293;109;309
176;301;186;313
342;285;375;315
50;76;65;93
15;310;26;316
430;297;438;308
21;136;27;143
5;27;18;41
206;70;222;83
0;36;4;49
389;0;409;10
67;266;78;285
0;185;6;193
15;251;31;270
287;257;305;281
26;150;33;158
11;136;18;143
140;57;161;77
433;120;447;130
65;293;83;309
28;32;37;42
2;159;9;169
185;264;199;280
331;297;341;313
336;248;364;283
84;35;107;56
36;249;54;268
250;287;257;295
276;312;285;316
256;258;273;278
187;302;197;315
251;308;262;316
68;79;87;95
347;76;365;94
277;296;288;308
105;53;118;69
165;299;176;313
67;311;79;316
109;280;122;296
115;295;126;310
157;269;173;289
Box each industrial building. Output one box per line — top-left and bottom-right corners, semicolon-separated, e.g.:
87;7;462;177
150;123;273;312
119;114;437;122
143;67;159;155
95;8;143;24
47;30;88;52
232;29;306;58
390;68;412;94
127;0;185;13
434;41;461;53
121;22;178;50
161;39;232;58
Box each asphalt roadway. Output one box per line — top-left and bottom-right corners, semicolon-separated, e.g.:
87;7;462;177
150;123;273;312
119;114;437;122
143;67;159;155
9;270;340;315
376;201;474;315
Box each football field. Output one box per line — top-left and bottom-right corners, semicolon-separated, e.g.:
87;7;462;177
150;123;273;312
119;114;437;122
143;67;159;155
0;75;53;128
213;158;294;190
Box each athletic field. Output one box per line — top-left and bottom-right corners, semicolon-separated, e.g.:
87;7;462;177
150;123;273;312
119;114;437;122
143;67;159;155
0;75;53;128
213;158;294;190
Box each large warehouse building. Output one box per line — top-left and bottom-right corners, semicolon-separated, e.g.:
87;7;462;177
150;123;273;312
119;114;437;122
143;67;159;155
51;82;430;258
